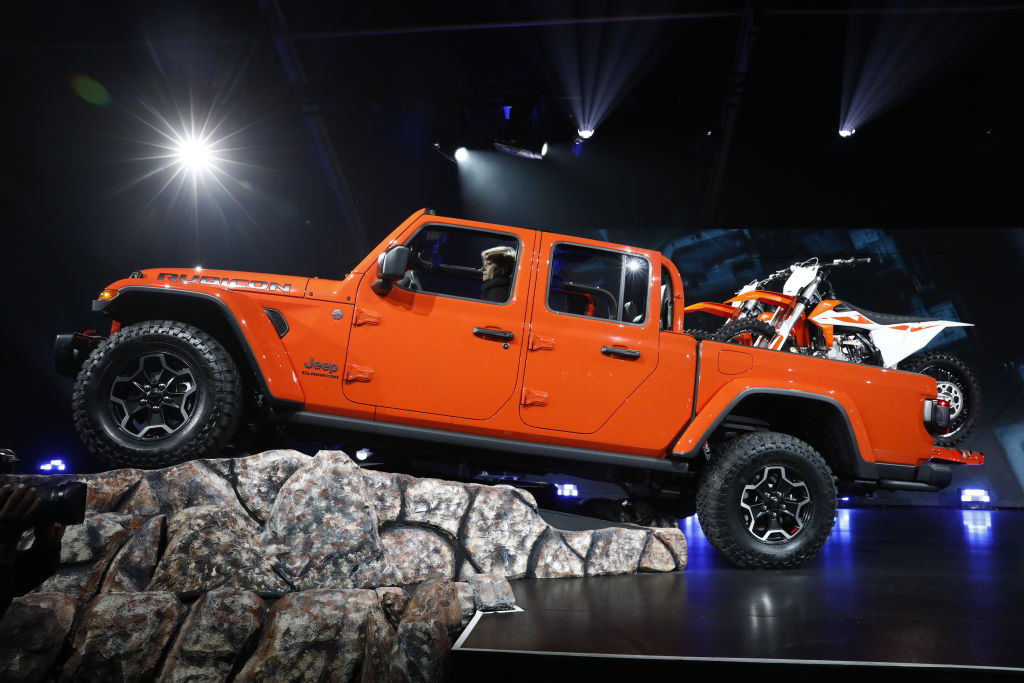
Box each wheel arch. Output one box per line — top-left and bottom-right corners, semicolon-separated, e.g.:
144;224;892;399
99;287;304;409
677;389;876;481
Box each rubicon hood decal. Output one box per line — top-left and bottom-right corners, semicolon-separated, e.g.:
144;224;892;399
144;268;309;296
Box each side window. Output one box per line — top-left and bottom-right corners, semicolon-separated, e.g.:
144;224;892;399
660;266;674;331
398;225;519;304
547;244;650;324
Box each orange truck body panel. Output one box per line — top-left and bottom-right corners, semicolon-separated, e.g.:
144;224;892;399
91;210;982;474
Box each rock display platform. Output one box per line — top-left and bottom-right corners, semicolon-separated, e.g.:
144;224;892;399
1;450;687;681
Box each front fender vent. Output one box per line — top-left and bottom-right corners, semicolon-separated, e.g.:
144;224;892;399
264;308;289;338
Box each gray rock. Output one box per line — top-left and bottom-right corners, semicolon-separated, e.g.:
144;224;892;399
58;512;130;565
0;592;78;682
35;514;131;599
80;469;145;513
375;586;411;627
639;532;676;572
390;579;460;683
562;529;593;557
466;574;516;612
158;589;266;682
454;582;476;628
61;592;185;682
531;530;585;579
653;527;688;569
360;606;396;683
586;528;648;576
231;449;309;523
462;485;548;578
360;469;406;525
101;515;165;593
380;525;456;584
260;451;394;590
123;458;243;518
404;478;469;535
148;505;288;593
235;589;378;682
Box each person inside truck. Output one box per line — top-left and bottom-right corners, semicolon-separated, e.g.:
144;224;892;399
480;245;516;302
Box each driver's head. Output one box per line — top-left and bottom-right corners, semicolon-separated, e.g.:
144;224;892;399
481;246;516;281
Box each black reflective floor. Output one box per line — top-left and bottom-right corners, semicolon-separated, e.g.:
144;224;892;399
453;509;1024;681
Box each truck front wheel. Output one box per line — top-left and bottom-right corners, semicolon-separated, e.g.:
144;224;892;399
696;432;836;568
72;320;242;469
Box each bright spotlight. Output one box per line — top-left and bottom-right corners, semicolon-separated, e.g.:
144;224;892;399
541;142;549;157
454;147;469;163
625;258;643;272
839;128;856;138
173;134;216;175
355;448;372;461
577;128;594;140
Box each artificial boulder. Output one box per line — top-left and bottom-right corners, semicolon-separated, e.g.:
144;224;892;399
260;451;394;590
0;593;78;682
61;592;186;681
159;589;266;682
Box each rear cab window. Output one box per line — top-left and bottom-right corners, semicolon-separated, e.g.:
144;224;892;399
546;243;651;324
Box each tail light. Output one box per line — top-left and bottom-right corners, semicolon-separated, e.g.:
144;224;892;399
923;398;951;435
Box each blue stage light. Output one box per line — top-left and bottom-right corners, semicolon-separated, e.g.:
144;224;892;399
555;483;579;497
961;488;990;503
39;459;66;472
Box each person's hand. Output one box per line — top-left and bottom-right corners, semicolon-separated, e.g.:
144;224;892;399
0;484;41;540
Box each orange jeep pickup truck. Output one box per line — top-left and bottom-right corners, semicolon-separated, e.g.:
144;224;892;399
55;209;983;567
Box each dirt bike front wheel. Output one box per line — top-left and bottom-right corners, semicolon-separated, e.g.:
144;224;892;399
714;319;792;351
899;351;981;446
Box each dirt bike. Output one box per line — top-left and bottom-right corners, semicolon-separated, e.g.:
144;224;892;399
686;257;981;446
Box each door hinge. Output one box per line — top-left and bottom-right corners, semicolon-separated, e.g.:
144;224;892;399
528;334;555;351
344;363;374;382
354;309;381;326
521;388;549;406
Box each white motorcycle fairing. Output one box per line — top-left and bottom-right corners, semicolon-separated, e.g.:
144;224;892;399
808;308;973;369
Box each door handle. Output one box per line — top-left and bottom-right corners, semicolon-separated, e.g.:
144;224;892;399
473;327;514;342
601;346;640;360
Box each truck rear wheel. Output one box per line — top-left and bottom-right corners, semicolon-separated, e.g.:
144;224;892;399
696;432;836;568
72;321;242;469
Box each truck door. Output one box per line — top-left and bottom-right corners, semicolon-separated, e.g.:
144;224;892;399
344;222;534;420
520;235;659;433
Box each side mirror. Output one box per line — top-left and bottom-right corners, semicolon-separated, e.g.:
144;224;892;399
371;245;410;295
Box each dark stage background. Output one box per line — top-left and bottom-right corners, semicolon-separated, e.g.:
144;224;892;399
1;1;1021;506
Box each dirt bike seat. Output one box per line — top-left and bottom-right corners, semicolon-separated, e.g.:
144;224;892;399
835;301;941;326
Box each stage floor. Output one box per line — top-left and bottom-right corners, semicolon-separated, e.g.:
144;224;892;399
453;508;1024;679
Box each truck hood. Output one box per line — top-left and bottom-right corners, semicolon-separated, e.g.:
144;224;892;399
138;268;310;298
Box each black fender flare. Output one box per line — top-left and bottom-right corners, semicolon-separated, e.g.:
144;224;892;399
95;286;303;411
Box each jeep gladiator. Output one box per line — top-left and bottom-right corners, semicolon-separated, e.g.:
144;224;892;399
55;209;984;567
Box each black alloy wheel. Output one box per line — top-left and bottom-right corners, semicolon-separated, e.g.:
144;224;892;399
72;320;242;469
696;431;837;568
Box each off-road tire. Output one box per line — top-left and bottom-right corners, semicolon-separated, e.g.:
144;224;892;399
899;351;980;446
696;432;837;568
684;329;712;341
72;320;242;469
714;319;790;350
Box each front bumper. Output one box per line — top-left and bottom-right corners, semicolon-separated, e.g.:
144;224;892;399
53;332;103;378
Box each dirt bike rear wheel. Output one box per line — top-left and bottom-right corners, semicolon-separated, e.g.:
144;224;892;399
898;352;981;446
